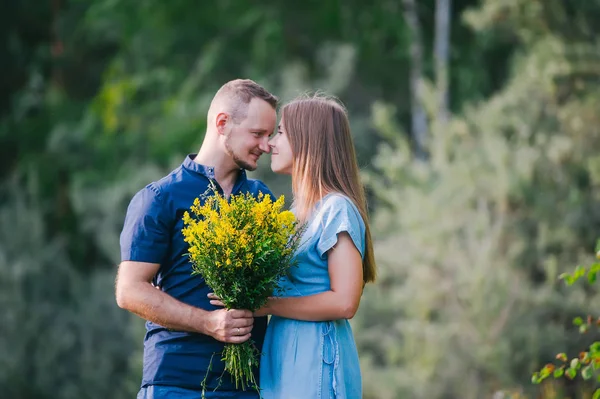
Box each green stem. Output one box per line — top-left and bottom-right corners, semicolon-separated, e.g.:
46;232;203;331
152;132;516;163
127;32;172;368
222;341;261;395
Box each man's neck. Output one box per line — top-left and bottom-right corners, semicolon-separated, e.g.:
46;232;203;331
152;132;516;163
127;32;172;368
194;145;241;198
213;167;241;198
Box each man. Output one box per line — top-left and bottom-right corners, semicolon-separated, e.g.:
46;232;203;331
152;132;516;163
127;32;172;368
116;79;278;398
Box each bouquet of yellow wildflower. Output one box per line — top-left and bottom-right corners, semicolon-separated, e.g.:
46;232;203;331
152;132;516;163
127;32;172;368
182;188;301;394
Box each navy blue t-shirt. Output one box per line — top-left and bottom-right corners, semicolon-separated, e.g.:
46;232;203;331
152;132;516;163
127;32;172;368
120;154;272;396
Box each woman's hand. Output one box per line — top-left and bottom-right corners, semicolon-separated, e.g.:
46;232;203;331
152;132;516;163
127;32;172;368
207;293;225;307
208;293;273;317
253;297;276;317
253;303;270;317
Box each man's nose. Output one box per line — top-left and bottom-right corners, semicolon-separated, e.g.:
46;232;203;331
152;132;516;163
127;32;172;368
259;137;271;153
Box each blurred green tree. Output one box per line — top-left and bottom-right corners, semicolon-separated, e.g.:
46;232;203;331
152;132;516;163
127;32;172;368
356;1;600;397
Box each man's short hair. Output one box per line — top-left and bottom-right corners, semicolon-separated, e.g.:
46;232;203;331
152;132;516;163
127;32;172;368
212;79;278;123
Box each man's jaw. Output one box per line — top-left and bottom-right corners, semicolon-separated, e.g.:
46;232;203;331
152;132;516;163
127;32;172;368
233;148;266;171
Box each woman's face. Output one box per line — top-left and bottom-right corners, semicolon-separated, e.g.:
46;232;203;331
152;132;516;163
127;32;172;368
269;117;293;175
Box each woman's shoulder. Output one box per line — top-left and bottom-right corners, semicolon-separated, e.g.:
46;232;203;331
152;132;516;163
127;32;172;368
311;192;366;258
313;193;364;229
317;193;360;216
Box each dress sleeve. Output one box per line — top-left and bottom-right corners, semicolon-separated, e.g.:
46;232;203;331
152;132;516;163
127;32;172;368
119;184;171;263
315;196;366;260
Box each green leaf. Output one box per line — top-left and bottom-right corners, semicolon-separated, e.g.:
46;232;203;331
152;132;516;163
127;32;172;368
564;275;575;286
540;365;553;378
593;388;600;399
582;365;594;380
589;270;598;284
571;358;580;369
581;352;591;363
553;368;564;378
574;316;584;326
566;368;577;379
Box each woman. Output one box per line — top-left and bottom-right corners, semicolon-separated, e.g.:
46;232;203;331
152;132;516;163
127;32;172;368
211;95;376;398
264;94;377;399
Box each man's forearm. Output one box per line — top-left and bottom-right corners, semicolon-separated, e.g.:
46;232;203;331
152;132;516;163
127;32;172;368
117;281;209;333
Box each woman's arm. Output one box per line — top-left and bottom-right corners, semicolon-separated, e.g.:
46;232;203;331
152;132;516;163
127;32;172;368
210;232;364;321
266;232;363;320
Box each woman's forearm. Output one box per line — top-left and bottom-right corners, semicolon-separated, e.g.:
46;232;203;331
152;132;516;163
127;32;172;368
266;290;358;321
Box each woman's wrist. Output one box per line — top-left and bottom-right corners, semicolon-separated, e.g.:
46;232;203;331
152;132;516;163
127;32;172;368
255;297;275;317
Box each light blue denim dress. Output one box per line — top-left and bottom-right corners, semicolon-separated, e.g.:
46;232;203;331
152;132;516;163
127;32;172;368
259;194;365;399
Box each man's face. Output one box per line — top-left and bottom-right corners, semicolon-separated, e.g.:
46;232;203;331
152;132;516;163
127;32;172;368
269;117;293;175
224;98;276;171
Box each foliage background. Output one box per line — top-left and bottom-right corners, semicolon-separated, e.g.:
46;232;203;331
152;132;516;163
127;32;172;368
2;1;600;398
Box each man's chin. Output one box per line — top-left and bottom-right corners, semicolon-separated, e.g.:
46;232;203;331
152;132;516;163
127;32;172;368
235;159;257;171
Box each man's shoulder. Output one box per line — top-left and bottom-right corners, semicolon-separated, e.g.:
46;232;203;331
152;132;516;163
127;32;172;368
144;165;188;197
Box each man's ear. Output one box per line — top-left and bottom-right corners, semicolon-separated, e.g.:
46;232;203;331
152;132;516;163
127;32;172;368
215;112;229;135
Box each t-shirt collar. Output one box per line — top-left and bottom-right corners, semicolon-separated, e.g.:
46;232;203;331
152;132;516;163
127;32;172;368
182;154;247;181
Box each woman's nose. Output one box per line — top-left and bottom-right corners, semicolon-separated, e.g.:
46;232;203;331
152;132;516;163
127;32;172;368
258;137;271;153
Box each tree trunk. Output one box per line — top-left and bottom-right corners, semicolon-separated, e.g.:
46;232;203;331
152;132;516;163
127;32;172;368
402;0;428;160
434;0;451;127
51;0;64;89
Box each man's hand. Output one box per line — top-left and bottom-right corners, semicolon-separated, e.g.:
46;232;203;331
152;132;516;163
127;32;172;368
208;292;272;318
205;308;254;343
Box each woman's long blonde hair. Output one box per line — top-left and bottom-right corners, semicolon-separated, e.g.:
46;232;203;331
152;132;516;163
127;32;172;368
281;94;376;284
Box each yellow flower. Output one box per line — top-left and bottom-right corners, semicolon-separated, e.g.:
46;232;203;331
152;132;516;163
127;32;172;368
277;210;296;227
182;190;301;309
180;189;304;395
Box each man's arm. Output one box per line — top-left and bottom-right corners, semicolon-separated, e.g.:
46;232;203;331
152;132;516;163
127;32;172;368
116;260;254;343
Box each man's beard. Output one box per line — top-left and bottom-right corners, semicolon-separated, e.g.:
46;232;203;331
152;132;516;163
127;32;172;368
224;134;257;171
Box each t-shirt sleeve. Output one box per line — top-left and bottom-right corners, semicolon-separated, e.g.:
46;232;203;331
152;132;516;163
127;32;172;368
316;196;366;260
120;184;171;263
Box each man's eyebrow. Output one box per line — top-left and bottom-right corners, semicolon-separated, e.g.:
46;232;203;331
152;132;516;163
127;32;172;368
250;128;269;133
